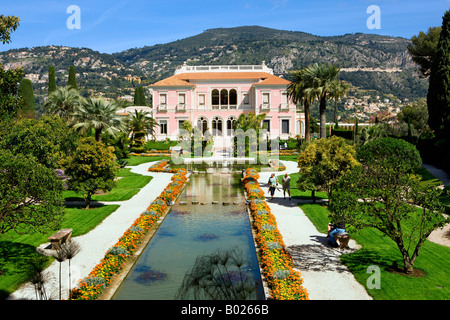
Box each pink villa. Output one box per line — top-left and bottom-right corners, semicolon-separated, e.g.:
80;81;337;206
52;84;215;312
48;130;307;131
148;63;305;142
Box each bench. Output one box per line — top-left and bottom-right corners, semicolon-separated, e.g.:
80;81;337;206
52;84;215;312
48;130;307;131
334;232;350;249
48;229;73;250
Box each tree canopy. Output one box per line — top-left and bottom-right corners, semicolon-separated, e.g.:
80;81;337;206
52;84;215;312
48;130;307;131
18;78;36;119
297;136;359;203
407;26;441;78
0;149;64;235
59;137;119;209
427;9;450;139
330;137;448;274
0;115;78;169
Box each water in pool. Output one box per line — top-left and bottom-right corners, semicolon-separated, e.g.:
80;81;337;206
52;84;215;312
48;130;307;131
112;173;264;300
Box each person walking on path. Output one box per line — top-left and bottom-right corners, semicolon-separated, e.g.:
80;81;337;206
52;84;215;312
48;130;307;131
268;173;278;200
282;173;291;200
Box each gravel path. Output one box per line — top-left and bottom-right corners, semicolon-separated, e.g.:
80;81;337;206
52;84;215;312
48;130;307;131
259;161;373;300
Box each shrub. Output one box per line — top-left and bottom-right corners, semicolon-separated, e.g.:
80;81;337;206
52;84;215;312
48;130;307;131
106;246;130;257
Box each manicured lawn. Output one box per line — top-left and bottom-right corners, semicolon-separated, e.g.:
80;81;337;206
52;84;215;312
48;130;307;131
279;155;299;162
282;169;450;300
145;140;178;150
0;205;119;299
125;155;170;166
63;168;153;202
278;172;328;202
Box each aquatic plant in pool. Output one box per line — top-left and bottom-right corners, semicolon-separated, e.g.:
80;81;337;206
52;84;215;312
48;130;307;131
175;248;258;300
195;233;218;242
134;266;167;285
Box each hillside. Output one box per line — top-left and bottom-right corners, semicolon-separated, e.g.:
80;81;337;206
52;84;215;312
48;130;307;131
0;25;428;115
114;26;427;100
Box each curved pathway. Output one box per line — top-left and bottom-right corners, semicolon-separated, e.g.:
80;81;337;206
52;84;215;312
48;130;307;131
259;161;372;300
8;162;173;300
9;160;372;300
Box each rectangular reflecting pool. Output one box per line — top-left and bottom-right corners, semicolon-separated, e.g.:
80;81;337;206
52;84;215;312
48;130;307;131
112;173;265;300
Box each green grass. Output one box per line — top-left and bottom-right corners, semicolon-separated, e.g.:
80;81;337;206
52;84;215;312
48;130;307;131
63;168;152;202
125;155;170;166
291;174;450;300
0;205;119;299
62;205;120;237
278;155;299;162
145;140;178;150
277;172;328;201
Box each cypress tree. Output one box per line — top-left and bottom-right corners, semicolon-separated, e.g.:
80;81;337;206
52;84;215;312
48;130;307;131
427;9;450;138
68;66;78;90
18;78;36;119
138;86;146;105
48;65;56;95
133;86;141;106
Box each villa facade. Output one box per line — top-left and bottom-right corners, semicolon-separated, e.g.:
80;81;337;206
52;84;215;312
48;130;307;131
148;63;305;142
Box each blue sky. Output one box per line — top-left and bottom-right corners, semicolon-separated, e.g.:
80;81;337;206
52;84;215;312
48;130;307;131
1;0;449;54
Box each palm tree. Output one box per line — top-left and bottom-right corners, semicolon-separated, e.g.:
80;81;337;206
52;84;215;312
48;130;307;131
235;112;266;132
287;68;316;143
234;112;267;157
44;87;82;121
329;80;350;123
72;97;124;142
127;109;158;141
303;63;341;139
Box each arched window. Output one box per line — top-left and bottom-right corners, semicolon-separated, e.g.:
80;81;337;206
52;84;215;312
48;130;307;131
211;89;219;108
229;89;237;108
197;116;208;134
226;116;237;136
220;89;228;108
212;116;223;136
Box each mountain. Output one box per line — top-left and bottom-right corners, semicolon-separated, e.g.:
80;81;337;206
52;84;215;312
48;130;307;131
0;26;428;115
113;26;427;100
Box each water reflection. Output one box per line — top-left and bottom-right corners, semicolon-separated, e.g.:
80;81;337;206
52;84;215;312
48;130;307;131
112;173;264;300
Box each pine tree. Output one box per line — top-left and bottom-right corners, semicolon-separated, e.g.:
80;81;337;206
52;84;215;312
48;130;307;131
68;66;78;90
18;78;36;119
427;9;450;138
48;65;56;95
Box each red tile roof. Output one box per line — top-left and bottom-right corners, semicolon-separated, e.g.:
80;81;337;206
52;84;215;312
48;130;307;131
150;71;290;87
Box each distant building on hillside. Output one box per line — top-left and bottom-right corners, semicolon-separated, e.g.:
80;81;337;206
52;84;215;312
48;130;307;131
148;62;305;141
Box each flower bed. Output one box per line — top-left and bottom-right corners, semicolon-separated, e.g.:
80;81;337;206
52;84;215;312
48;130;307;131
69;164;188;300
242;168;308;300
148;160;188;175
268;159;286;171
